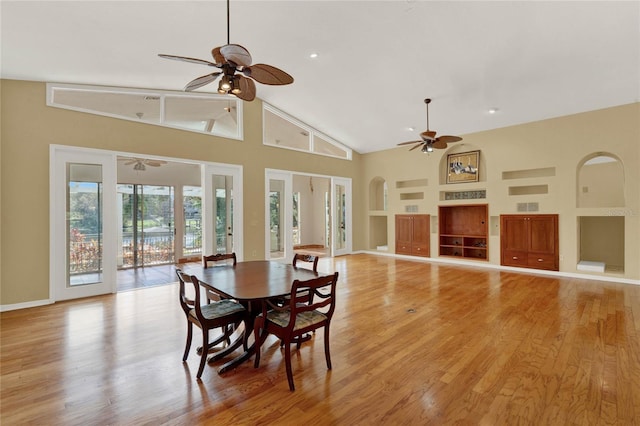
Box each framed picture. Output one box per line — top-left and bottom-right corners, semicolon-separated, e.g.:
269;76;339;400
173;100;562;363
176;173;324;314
446;150;480;184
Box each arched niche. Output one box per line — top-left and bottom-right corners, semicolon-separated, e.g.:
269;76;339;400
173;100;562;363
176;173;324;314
369;176;388;211
438;144;484;185
577;153;625;208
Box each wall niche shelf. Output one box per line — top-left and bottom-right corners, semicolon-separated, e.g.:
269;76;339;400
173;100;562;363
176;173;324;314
438;204;488;260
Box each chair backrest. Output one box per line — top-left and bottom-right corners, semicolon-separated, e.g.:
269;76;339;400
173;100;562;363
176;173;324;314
177;270;208;323
176;268;195;316
287;272;339;324
292;253;319;273
203;253;237;268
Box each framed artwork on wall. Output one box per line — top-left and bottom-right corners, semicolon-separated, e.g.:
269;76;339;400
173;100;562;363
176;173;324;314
447;150;480;184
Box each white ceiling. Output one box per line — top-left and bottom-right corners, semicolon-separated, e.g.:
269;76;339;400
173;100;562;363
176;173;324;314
2;1;639;154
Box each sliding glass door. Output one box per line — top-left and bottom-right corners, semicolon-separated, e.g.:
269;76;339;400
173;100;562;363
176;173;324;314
117;184;175;268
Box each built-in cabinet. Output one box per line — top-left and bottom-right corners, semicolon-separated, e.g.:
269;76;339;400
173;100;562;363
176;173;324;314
500;214;559;271
438;204;488;260
395;214;430;257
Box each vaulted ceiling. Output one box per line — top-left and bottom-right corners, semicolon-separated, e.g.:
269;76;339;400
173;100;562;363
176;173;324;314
2;1;638;153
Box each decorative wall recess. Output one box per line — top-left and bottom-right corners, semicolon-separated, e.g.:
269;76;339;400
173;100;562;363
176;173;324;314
442;190;486;201
502;167;556;180
400;192;424;200
396;179;429;188
509;185;548;196
405;205;419;213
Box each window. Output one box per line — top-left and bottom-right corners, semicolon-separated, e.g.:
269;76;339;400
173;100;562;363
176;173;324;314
47;83;243;140
183;186;202;257
263;103;352;160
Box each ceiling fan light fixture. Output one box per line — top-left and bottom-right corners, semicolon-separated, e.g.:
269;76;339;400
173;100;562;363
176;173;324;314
421;142;433;153
133;162;146;171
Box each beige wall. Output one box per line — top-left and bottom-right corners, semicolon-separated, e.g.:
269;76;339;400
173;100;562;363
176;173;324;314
1;79;638;307
0;79;363;305
361;103;640;280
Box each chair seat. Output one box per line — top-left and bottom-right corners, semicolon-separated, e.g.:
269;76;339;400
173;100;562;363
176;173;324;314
265;309;327;330
189;299;245;321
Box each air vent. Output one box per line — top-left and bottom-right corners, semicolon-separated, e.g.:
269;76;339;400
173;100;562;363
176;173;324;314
144;96;160;101
517;202;539;212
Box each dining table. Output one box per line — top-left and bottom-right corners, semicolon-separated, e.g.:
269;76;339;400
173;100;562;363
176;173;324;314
182;260;328;374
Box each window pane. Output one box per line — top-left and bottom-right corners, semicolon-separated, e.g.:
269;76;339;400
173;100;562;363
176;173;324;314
165;96;240;138
313;134;349;159
264;108;310;151
53;88;161;123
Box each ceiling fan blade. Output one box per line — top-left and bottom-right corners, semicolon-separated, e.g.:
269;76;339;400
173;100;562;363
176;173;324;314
145;162;164;167
243;64;294;85
211;47;226;66
184;72;223;91
397;140;422;146
123;160;138;165
432;140;448;149
220;44;252;67
409;143;424;151
158;54;217;67
420;130;437;140
438;135;463;143
235;76;256;101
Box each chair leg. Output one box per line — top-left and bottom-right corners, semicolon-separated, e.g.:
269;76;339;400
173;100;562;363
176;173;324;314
284;340;295;391
324;326;332;370
183;322;193;362
253;319;262;368
197;328;209;379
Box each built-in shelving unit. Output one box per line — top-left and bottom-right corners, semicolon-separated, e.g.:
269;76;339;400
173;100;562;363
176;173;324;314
438;204;488;260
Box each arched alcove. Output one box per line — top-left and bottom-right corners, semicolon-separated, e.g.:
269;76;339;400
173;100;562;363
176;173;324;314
577;153;625;208
369;176;388;211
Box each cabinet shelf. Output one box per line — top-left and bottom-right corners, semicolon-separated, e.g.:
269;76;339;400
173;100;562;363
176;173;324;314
438;204;488;261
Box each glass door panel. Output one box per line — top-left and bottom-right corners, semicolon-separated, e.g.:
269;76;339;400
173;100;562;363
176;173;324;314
214;175;234;254
265;171;292;261
332;177;352;256
183;186;202;257
68;164;104;285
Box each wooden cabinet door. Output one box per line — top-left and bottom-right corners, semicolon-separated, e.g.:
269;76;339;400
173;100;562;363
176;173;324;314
411;215;430;257
528;215;557;255
395;215;413;255
501;215;529;252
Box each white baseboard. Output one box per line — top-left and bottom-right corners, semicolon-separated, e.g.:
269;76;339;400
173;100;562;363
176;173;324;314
355;250;640;286
0;298;53;312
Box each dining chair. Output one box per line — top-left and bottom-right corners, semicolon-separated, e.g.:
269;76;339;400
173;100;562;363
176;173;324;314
292;253;319;272
176;269;247;379
253;272;339;391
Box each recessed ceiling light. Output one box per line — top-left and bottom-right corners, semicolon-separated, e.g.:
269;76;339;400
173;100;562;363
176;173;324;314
488;108;498;114
309;53;318;59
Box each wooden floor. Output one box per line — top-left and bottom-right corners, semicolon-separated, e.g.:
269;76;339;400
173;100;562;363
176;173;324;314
2;254;639;424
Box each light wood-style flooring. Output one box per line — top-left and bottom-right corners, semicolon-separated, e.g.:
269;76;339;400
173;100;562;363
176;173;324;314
2;254;639;424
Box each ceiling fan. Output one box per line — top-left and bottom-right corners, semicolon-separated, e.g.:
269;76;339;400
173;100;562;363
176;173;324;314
119;157;167;172
397;98;463;153
158;0;293;102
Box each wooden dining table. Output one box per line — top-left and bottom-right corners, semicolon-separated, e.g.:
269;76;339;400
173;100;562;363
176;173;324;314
182;260;327;374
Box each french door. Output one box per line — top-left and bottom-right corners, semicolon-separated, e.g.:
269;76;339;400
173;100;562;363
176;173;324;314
203;164;243;259
50;146;117;300
265;170;351;261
